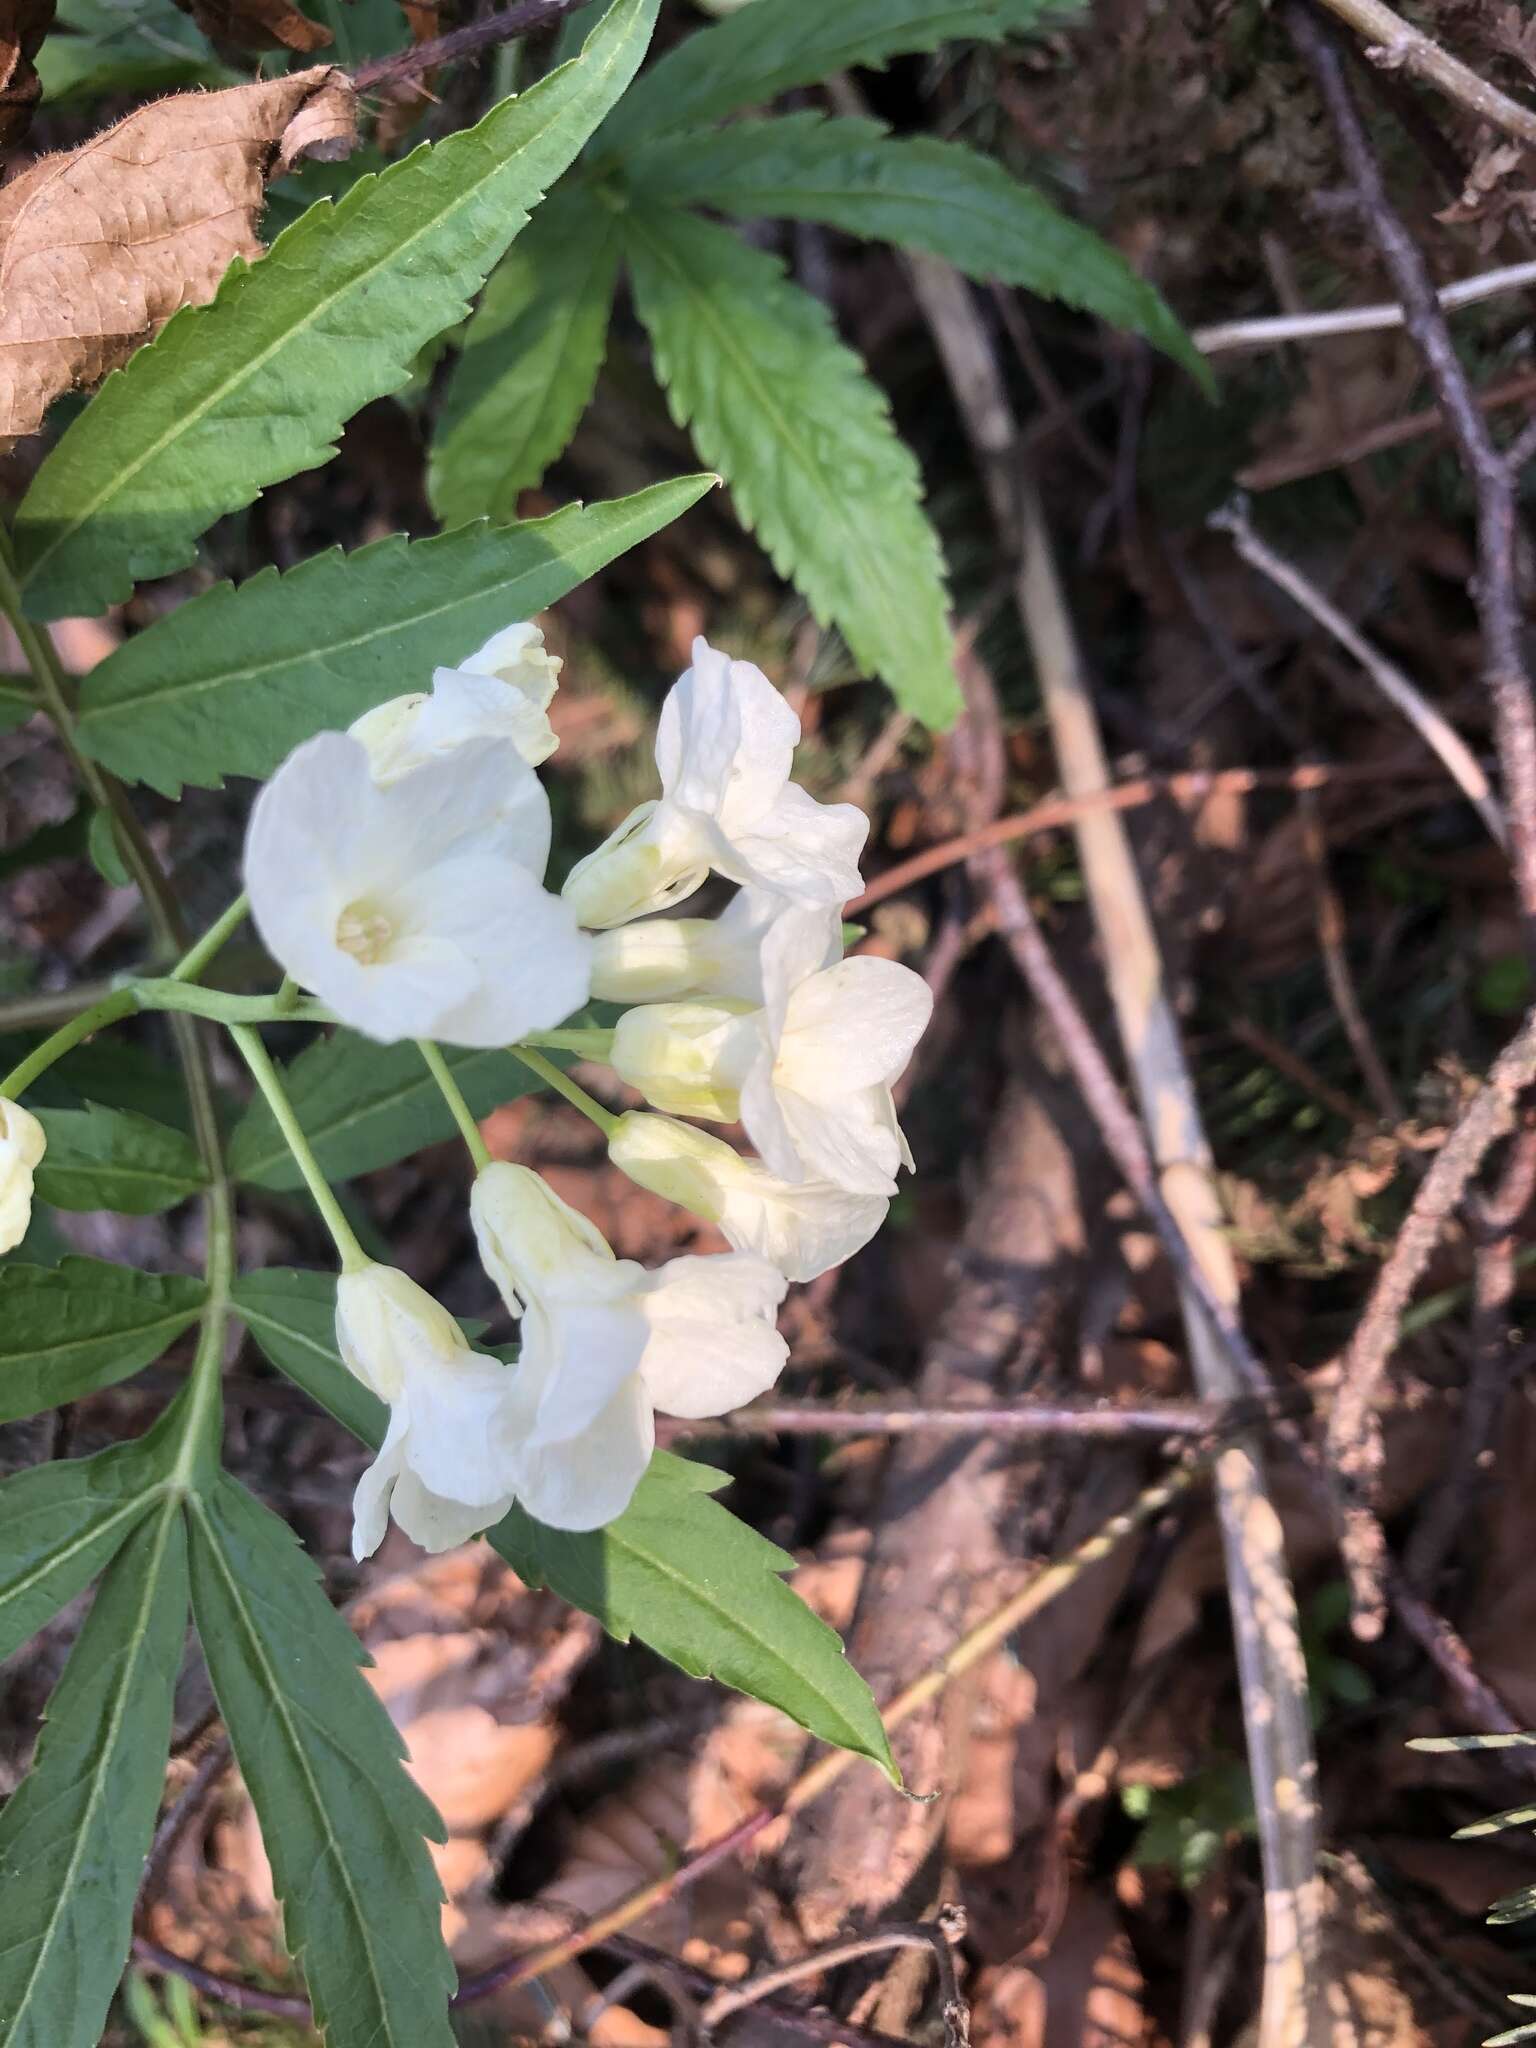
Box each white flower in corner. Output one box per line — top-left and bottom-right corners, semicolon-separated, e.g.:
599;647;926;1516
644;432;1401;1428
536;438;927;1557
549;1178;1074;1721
610;911;930;1195
471;1163;788;1530
245;731;590;1046
348;620;560;780
336;1263;519;1560
0;1099;45;1254
589;887;841;1006
607;1112;887;1284
562;639;867;929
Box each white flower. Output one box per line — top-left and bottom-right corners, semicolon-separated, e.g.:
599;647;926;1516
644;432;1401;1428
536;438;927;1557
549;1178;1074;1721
336;1264;520;1560
607;1112;887;1283
609;912;930;1195
245;731;590;1047
0;1099;45;1254
562;638;867;929
589;888;840;1006
471;1163;787;1529
348;620;560;780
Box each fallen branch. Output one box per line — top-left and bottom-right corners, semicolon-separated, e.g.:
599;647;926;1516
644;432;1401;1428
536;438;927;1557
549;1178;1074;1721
669;1392;1307;1441
1309;0;1536;147
352;0;584;91
701;1907;970;2046
1194;258;1536;356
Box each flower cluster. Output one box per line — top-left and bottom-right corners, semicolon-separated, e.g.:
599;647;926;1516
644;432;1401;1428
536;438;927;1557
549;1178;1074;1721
32;627;926;1559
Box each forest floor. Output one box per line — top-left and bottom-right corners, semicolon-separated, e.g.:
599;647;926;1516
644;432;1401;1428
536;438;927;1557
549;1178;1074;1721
8;2;1536;2043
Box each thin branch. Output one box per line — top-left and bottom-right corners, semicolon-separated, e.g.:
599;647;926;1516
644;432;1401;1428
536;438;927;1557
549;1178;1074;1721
352;0;584;90
1211;496;1506;849
1308;0;1536;146
1194;259;1536;355
1328;1004;1536;1635
702;1908;970;2048
1291;2;1536;960
667;1393;1309;1441
845;759;1441;917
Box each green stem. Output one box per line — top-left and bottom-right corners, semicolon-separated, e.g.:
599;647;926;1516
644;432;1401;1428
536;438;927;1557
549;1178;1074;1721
0;987;139;1098
416;1040;491;1171
509;1043;619;1138
520;1026;617;1059
167;1158;234;1491
273;972;300;1015
134;981;333;1026
168;891;249;985
228;1023;367;1271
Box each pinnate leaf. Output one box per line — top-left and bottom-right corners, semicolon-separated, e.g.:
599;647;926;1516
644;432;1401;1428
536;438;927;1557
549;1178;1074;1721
228;1032;567;1189
77;477;711;793
630;114;1203;379
0;1258;205;1420
13;0;660;619
600;0;1045;151
34;1103;206;1214
188;1476;456;2048
0;67;356;449
493;1453;898;1780
0;1497;188;2048
430;186;623;526
627;206;958;725
0;1443;164;1663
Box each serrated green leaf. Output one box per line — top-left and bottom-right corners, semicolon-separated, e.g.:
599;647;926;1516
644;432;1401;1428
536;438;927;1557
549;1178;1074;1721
187;1476;455;2048
492;1451;897;1779
0;1497;187;2048
430;188;622;527
228;1032;566;1189
628;114;1204;381
234;1267;388;1445
34;1104;205;1214
627;206;957;725
599;0;1042;153
0;1444;163;1663
76;479;709;794
13;0;662;620
0;1259;206;1421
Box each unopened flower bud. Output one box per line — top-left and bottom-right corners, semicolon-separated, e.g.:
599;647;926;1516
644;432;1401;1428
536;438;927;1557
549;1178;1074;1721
609;1000;754;1121
0;1100;45;1255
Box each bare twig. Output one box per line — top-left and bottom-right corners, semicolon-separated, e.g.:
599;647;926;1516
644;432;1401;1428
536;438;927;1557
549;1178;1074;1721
1405;1119;1536;1590
668;1392;1308;1441
1308;0;1536;146
1299;793;1404;1123
702;1907;970;2048
846;762;1443;916
902;246;1324;2048
1211;496;1506;848
1291;3;1536;960
1328;1005;1536;1635
1240;369;1536;492
352;0;584;90
1194;259;1536;355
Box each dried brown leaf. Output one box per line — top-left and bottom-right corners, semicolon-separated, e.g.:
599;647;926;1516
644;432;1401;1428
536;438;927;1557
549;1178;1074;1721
0;0;52;150
172;0;331;54
0;66;356;445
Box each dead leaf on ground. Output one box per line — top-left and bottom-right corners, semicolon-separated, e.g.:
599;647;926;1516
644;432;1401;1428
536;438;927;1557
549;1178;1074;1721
0;0;52;150
0;67;356;446
171;0;330;51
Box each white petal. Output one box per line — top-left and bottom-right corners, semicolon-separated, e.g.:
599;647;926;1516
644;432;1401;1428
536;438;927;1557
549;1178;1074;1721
772;1084;902;1196
561;800;713;929
756;899;851;1035
513;1375;655;1531
780;956;932;1092
589;916;727;1004
351;1404;410;1560
417;668;557;774
655;639;798;832
397;861;592;1047
319;932;480;1046
715;1170;888;1283
347;693;429;785
246;732;374;995
518;1289;650;1450
460;620;562;708
737;1038;806;1185
388;1468;517;1553
637;1254;788;1416
335;1263;467;1406
720;781;869;905
397;1351;523;1507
